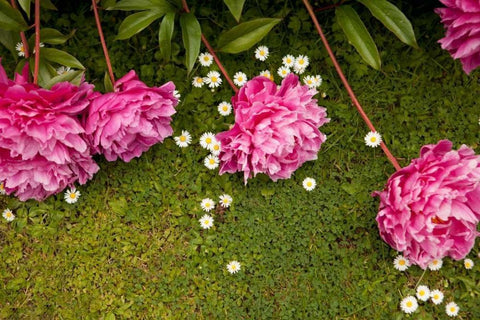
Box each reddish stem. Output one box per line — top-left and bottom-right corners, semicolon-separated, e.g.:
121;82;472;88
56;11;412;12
314;1;345;12
302;0;401;171
10;0;30;59
92;0;115;85
181;0;238;93
33;0;40;85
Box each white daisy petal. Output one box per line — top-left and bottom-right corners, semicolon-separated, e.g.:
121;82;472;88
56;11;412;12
464;258;474;269
199;214;214;229
219;194;232;208
400;296;418;314
302;177;316;191
393;255;410;271
192;76;204;88
364;131;382;148
428;258;443;271
255;46;269;61
445;302;459;317
2;208;15;222
0;181;6;195
233;72;248;87
209;141;222;156
430;289;444;305
218;101;232;116
282;54;295;67
200;198;215;212
416;285;430;302
226;260;241;274
199;132;216;149
199;52;213;67
205;71;222;88
277;66;291;78
174;130;192;148
64;188;81;204
204;154;219;170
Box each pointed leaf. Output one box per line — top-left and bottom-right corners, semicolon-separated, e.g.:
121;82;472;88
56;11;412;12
180;12;201;74
115;10;163;40
0;29;18;58
41;48;85;69
335;5;381;70
158;12;175;61
104;71;114;92
223;0;245;22
40;0;56;10
18;0;31;18
217;18;281;54
109;0;152;10
357;0;418;48
44;70;84;89
39;28;75;45
0;0;29;31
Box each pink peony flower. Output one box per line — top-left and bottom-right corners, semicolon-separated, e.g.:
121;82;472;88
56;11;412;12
216;74;329;183
84;70;178;162
435;0;480;74
0;60;99;201
375;140;480;269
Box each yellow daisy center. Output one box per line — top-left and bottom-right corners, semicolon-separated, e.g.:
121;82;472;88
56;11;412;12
307;80;313;84
6;212;12;218
370;137;377;142
432;260;438;265
205;138;212;144
238;76;243;81
0;183;4;190
307;182;312;187
211;76;217;83
299;59;304;65
399;260;405;266
223;199;229;204
433;294;439;299
231;265;237;270
406;301;412;308
222;106;228;111
180;136;186;142
260;50;265;55
419;290;425;296
209;159;215;165
450;307;456;312
205;203;211;208
287;58;292;63
203;56;210;62
70;193;76;199
204;220;210;225
196;78;203;83
282;70;286;75
466;262;471;267
213;145;220;151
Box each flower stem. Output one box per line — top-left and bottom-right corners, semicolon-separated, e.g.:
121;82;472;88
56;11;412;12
92;0;115;85
10;0;29;59
33;0;40;85
181;0;238;93
302;0;401;171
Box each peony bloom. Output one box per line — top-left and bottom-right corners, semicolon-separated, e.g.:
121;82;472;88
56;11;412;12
435;0;480;74
0;59;99;201
375;140;480;269
84;70;178;162
216;74;329;183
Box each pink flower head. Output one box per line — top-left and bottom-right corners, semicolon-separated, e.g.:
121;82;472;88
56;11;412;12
435;0;480;74
216;74;329;183
0;59;99;201
375;140;480;269
84;70;178;162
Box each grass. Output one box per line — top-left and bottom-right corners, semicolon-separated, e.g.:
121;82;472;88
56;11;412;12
0;0;479;319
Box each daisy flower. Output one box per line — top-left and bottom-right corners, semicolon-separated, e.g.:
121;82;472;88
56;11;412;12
15;42;26;57
199;52;213;67
464;258;474;269
277;66;291;78
294;55;309;74
173;90;181;101
199;132;216;149
2;208;15;222
64;188;81;204
200;198;215;212
218;101;232;116
174;130;192;148
205;71;222;88
445;302;459;317
303;75;317;88
219;194;232;208
209;141;222;156
430;289;444;305
192;76;205;88
226;260;241;274
428;259;443;271
314;75;323;87
199;214;214;229
416;285;430;302
302;177;316;191
364;131;382;148
56;66;71;75
282;54;295;67
254;45;269;61
204;154;219;170
259;70;273;81
393;255;410;271
0;181;6;195
233;72;247;87
400;296;418;314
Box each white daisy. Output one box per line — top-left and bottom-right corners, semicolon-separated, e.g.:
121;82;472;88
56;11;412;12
226;260;241;274
364;131;382;148
445;302;459;317
32;42;44;54
218;101;232;116
254;45;269;61
428;258;443;271
199;52;213;67
277;66;291;78
302;177;316;191
400;296;418;314
174;130;192;148
15;42;26;57
2;208;15;222
430;289;444;305
282;54;295;67
200;198;215;212
204;154;219;170
259;70;272;80
173;90;181;101
303;75;317;88
199;132;216;149
56;66;71;75
205;71;222;88
314;75;323;87
233;72;247;87
294;55;309;74
0;181;6;195
464;258;474;269
199;214;214;229
64;188;81;204
219;194;232;208
209;141;222;156
393;255;410;271
416;285;430;302
192;76;204;88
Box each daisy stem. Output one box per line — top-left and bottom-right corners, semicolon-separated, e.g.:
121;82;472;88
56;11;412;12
302;0;402;172
92;0;115;86
181;0;238;93
414;268;427;290
10;0;29;59
33;0;40;85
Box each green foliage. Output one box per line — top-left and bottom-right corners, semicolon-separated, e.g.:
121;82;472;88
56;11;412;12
158;12;175;61
179;12;201;74
0;0;29;31
223;0;245;22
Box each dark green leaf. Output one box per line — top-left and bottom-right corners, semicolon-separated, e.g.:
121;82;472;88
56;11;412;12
180;12;201;74
29;57;55;88
357;0;418;48
115;10;164;40
0;0;29;31
44;70;84;89
104;71;114;92
109;0;153;10
223;0;245;22
39;28;75;45
335;5;381;70
158;12;175;61
39;0;56;10
18;0;31;18
41;48;85;69
0;29;18;58
217;18;281;54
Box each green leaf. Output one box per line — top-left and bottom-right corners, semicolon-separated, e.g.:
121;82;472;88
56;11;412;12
158;12;175;61
217;18;281;54
335;5;381;70
0;0;29;31
223;0;245;22
0;29;17;58
104;71;114;92
39;28;75;45
179;12;201;74
115;10;164;40
18;0;31;19
41;48;85;69
109;0;153;10
29;57;55;88
357;0;418;49
43;70;84;89
39;0;57;10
